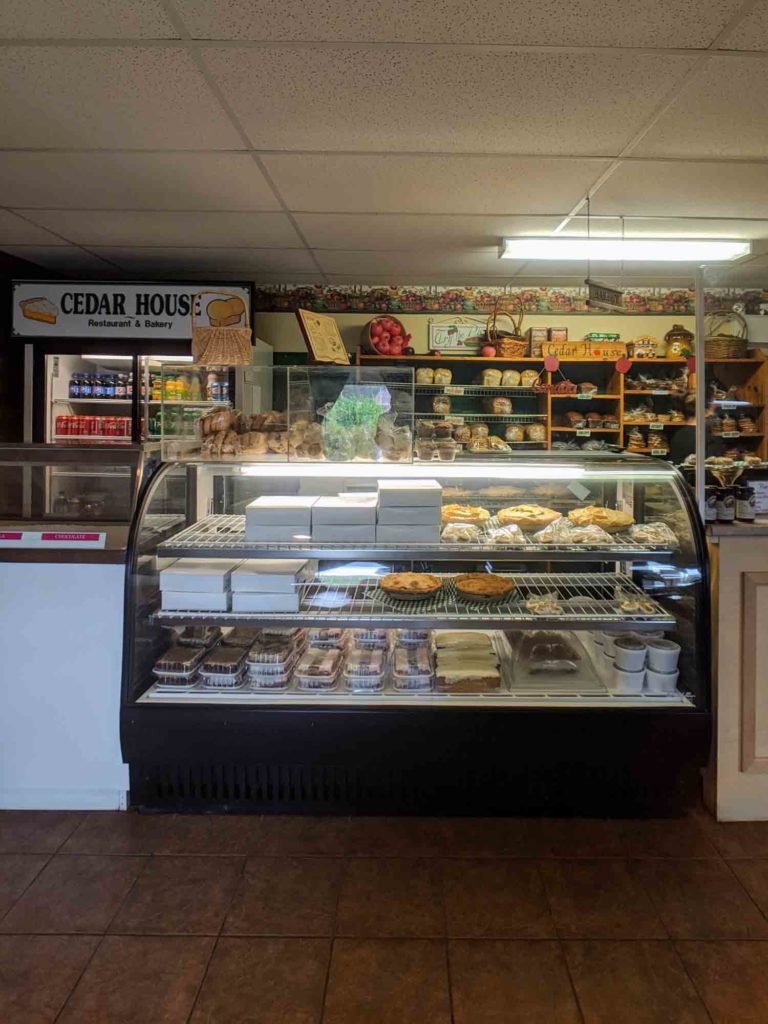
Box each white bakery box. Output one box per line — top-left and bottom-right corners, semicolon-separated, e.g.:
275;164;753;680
230;558;316;613
160;558;241;612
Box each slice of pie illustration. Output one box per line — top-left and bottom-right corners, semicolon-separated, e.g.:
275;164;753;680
20;296;58;324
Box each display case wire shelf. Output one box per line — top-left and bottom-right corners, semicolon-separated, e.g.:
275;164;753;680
414;385;539;397
152;572;675;631
158;513;675;562
417;412;547;422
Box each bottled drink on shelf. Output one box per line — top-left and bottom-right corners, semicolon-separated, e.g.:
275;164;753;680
68;373;81;398
79;374;93;398
103;373;115;398
206;371;219;402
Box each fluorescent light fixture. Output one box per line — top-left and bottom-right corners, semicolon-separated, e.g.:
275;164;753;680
229;462;668;482
500;237;751;262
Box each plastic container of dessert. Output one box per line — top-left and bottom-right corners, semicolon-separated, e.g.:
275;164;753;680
391;644;434;692
397;628;431;646
153;644;205;678
222;627;261;648
247;635;300;668
245;661;296;691
295;646;343;691
343;648;387;692
198;646;246;689
307;627;349;649
198;670;246;691
177;625;222;648
352;628;390;650
154;671;200;693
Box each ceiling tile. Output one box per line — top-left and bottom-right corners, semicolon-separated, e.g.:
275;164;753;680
634;57;768;158
295;214;561;249
262;154;610;213
591;160;768;218
0;47;241;149
0;210;67;245
719;1;768;50
315;249;514;276
0;0;177;37
2;245;123;274
0;153;279;210
178;0;741;47
20;210;303;247
93;246;317;273
206;47;696;154
566;214;768;239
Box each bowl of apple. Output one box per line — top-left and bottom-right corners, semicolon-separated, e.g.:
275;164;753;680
363;316;414;357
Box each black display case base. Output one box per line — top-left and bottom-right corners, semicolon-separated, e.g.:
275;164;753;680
123;706;710;818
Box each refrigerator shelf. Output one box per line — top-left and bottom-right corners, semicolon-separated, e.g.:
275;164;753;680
152;571;675;632
157;513;675;563
414;385;539;397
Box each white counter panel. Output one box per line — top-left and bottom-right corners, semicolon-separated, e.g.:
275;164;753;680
0;562;128;809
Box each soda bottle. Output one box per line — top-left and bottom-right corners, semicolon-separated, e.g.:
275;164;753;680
126;373;133;398
114;373;126;399
69;373;80;399
104;373;115;398
80;373;92;398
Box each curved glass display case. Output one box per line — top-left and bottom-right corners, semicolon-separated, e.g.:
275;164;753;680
121;453;710;814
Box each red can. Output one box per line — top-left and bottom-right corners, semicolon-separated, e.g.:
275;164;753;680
55;415;68;436
123;417;132;437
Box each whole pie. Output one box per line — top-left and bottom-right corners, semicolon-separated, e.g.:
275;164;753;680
568;506;634;533
497;504;562;531
441;504;490;525
380;572;443;598
455;573;515;600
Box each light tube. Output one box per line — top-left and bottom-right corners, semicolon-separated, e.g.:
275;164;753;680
500;237;751;262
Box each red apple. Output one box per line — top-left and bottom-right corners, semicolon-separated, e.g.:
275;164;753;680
377;339;391;354
381;331;391;344
370;321;383;337
390;323;402;337
480;345;497;358
390;341;404;355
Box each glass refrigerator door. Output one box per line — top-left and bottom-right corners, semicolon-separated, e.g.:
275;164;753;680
47;353;134;445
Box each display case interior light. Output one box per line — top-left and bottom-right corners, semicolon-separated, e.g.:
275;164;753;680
499;237;751;262
232;462;668;482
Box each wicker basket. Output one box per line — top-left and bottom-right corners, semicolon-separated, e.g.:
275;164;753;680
191;290;252;365
496;336;529;357
705;310;749;359
485;296;529;356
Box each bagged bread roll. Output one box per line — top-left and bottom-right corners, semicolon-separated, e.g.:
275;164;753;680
484;397;513;415
416;368;434;384
480;368;503;386
501;369;521;387
434;368;452;385
505;424;525;442
521;370;539;387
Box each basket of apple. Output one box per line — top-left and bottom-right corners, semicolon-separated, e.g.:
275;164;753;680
363;316;414;357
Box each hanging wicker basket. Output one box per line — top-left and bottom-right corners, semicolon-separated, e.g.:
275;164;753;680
705;309;749;359
191;290;252;365
485;296;529;356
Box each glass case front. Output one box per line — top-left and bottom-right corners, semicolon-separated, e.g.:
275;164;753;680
124;453;708;711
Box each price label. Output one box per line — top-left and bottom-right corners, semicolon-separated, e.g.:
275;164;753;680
720;402;737;410
444;385;465;395
445;415;464;425
650;449;667;456
722;431;741;439
649;422;664;431
577;393;594;400
652;389;670;395
576;429;591;437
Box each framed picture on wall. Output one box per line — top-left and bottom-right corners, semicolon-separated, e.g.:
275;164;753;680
296;309;350;364
428;318;485;353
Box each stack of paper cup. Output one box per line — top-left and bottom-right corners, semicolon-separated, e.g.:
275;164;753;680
612;635;647;694
645;639;681;694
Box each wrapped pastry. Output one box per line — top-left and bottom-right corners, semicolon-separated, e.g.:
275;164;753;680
526;423;546;442
628;521;679;549
416;368;435;385
520;370;539;387
267;431;288;454
487;435;511;451
243;431;268;454
531;517;576;544
441;522;481;543
565;411;587;427
453;425;471;443
586;413;603;427
505;424;525;442
648;432;668;452
487;523;526;545
627;427;645;450
483;397;513;415
432;396;451;414
501;369;521;387
467;438;490;453
433;368;452;385
479;368;503;386
526;592;563;615
739;416;757;434
579;382;598;394
566;524;614;545
721;415;737;432
262;411;287;431
470;422;489;439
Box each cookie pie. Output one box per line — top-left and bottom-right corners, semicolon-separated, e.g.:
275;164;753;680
380;572;443;599
496;504;562;531
440;504;491;525
568;506;634;533
455;573;515;601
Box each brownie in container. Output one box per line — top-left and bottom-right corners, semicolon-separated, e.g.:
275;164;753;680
307;627;349;649
295;646;343;690
177;625;222;648
222;627;261;648
344;648;387;692
392;643;434;692
198;645;246;690
154;644;205;677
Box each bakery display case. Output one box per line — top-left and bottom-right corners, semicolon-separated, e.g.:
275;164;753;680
121;451;710;815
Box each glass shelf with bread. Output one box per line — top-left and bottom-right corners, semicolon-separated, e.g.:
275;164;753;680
123;452;708;711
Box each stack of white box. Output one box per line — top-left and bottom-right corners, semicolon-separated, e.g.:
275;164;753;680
312;494;378;543
376;479;443;543
160;558;241;611
245;496;318;542
230;559;315;612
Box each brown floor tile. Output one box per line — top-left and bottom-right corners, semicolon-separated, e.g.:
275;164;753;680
336;858;444;938
189;936;330;1023
450;939;581;1024
705;821;768;859
57;934;213;1024
0;854;49;918
223;856;341;936
61;812;197;856
0;934;98;1024
443;859;554;938
257;815;350;856
565;939;710;1024
728;858;768;918
150;814;268;856
0;854;145;934
638;859;768;939
324;938;451;1024
534;818;627;858
541;859;667;939
677;940;768;1024
441;817;541;858
347;817;446;857
110;855;243;935
619;819;719;859
0;811;82;854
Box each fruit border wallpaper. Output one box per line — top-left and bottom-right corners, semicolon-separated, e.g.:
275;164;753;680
253;284;768;316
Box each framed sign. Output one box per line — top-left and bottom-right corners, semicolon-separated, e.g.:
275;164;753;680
542;340;627;360
428;318;485;353
296;309;350;364
12;281;250;340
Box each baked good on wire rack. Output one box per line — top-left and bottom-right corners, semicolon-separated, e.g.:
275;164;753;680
568;506;634;532
496;504;562;531
440;504;491;525
455;573;515;601
380;572;443;600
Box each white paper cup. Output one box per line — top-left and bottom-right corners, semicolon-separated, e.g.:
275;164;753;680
613;639;647;672
601;633;617;656
601;651;615;681
646;668;679;694
613;667;645;694
646;639;681;673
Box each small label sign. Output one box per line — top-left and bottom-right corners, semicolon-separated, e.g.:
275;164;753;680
577;393;593;401
649;422;664;431
444;385;465;395
568;481;591;501
0;531;106;548
576;429;591;437
650;449;667;456
720;402;737;410
722;431;741;439
652;389;670;395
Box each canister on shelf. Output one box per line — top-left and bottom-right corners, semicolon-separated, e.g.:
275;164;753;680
736;484;756;522
716;486;736;523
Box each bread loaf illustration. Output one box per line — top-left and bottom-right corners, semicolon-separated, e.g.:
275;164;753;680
206;296;245;327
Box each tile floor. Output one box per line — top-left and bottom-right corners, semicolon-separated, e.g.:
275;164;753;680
2;809;768;1022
